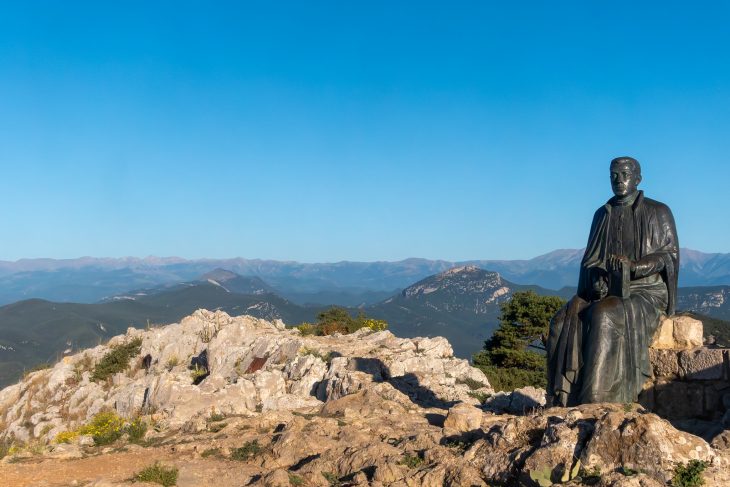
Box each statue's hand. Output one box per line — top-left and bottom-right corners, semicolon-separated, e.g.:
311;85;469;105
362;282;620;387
593;277;608;300
608;254;632;274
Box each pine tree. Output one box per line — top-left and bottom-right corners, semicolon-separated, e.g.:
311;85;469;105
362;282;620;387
473;290;565;391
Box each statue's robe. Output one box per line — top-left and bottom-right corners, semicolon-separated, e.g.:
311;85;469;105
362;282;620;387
547;191;678;406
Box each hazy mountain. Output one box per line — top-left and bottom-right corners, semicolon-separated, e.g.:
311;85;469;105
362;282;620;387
365;266;565;359
677;250;730;286
462;249;585;291
1;248;729;306
677;285;730;321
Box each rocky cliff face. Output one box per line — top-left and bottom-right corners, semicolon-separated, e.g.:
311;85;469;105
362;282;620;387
1;310;728;486
678;286;730;320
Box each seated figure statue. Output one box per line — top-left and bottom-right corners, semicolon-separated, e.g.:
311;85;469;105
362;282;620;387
547;157;679;406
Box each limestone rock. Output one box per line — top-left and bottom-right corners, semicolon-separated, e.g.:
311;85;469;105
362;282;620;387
0;309;491;444
521;418;583;485
651;316;676;349
673;315;705;349
651;315;703;350
443;403;482;432
580;407;716;483
483;386;546;414
262;469;291;487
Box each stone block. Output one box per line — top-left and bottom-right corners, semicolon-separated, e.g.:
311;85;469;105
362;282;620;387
704;386;721;419
650;315;703;350
649;349;680;378
679;349;726;380
654;381;705;419
672;315;704;349
650;317;675;349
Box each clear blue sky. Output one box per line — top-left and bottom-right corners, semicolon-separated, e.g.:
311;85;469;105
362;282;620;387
1;1;729;262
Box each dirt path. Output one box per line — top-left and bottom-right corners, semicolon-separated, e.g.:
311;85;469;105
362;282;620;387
0;448;260;487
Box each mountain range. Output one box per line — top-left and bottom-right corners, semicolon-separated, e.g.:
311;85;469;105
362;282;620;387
0;266;560;388
2;261;729;389
2;248;730;307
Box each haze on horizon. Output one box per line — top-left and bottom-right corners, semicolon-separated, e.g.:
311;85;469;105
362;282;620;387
1;2;729;262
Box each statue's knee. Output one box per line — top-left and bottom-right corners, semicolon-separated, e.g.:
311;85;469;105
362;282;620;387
591;297;622;327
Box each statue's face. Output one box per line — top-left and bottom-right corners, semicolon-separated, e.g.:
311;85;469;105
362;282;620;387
610;162;641;197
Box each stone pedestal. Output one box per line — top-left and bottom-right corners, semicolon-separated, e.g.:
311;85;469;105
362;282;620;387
643;315;730;421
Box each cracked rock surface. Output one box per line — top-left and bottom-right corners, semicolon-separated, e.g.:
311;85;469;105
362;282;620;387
1;310;728;486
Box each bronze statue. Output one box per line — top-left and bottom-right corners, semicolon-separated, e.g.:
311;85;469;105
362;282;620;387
547;157;679;406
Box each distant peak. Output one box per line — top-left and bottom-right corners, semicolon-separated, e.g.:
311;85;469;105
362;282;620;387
199;268;239;282
441;265;481;275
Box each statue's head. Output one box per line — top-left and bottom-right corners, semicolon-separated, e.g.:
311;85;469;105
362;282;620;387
610;156;642;198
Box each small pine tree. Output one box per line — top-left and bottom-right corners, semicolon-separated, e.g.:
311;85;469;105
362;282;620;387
473;291;565;391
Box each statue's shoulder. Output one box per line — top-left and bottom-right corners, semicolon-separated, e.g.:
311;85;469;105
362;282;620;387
640;195;673;215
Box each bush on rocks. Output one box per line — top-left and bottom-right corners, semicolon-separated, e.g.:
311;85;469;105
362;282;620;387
295;307;388;336
91;338;143;382
54;411;145;446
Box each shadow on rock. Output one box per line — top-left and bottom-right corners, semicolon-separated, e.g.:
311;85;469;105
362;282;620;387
483;386;546;415
387;372;458;410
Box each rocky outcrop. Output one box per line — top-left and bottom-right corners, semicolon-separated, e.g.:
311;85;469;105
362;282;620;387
0;309;490;444
1;310;728;487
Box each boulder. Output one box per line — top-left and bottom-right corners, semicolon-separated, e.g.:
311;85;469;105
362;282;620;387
651;315;703;350
483;386;546;414
443;403;482;432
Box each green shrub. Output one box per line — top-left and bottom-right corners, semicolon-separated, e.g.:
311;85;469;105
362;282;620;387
299;347;333;364
579;465;602;485
295;308;389;337
399;453;424;468
288;473;304;485
165;355;179;371
134;462;178;486
55;430;79;444
322;472;341;486
361;318;388;332
201;447;222;458
230;440;262;461
198;324;218;343
126;418;147;444
80;411;126;445
476;364;547;392
456;377;487;390
467;390;490;403
55;411;140;446
91;338;143;382
296;322;317;335
190;364;208;383
207;412;225;422
672;460;707;487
